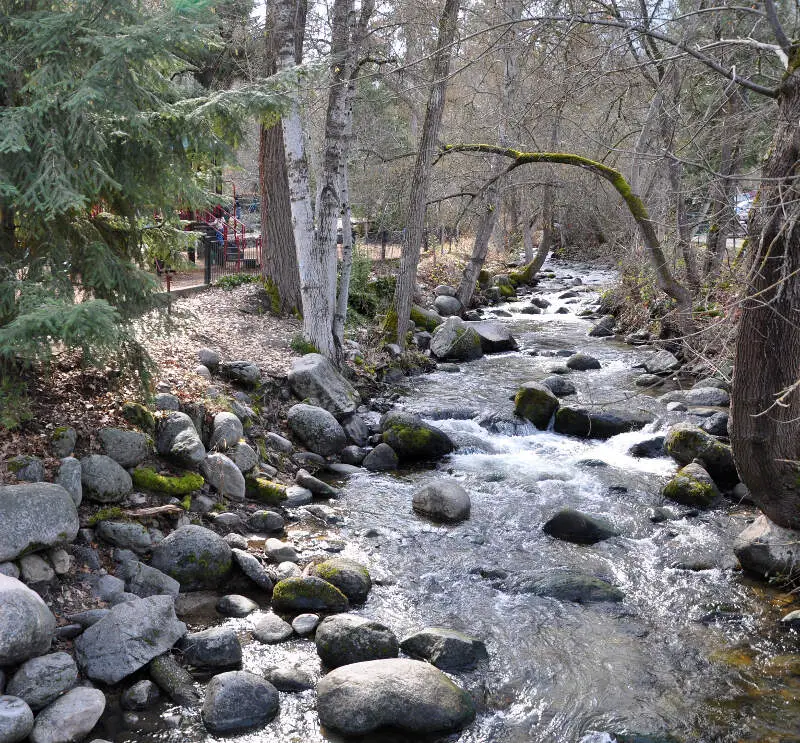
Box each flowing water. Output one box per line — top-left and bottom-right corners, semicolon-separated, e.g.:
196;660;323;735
113;262;800;743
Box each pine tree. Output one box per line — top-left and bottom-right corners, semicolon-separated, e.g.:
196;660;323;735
0;0;283;396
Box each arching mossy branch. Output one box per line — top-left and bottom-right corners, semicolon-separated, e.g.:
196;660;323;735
441;143;692;311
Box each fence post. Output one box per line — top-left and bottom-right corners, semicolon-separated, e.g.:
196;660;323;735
204;236;212;285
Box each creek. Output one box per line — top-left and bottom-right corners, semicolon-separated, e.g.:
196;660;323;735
114;261;800;743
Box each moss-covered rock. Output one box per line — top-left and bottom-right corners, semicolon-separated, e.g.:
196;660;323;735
498;283;516;298
410;305;444;332
131;467;204;496
514;382;559;429
271;576;349;615
245;477;287;505
508;261;537;287
430;317;483;362
380;411;454;463
664;424;738;488
121;401;156;434
662;462;720;508
150;525;232;591
309;558;372;604
477;269;491;288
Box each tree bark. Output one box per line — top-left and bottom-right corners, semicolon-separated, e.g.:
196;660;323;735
456;188;497;308
392;0;461;345
730;67;800;530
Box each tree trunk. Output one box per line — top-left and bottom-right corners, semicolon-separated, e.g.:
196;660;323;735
456;190;497;308
730;68;800;530
668;155;699;289
259;0;305;313
392;0;460;345
522;215;534;263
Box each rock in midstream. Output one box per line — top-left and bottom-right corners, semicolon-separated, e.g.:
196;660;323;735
315;615;399;669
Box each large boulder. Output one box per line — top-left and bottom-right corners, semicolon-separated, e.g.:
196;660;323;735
362;443;398;472
28;688;106;743
554;406;654;439
6;653;77;711
0;575;56;665
733;515;800;581
644;350;681;375
150;525;232;591
412;480;471;523
219;360;261;387
315;615;399;669
287;404;347;457
80;454;132;503
380;410;453;462
434;294;462;317
179;627;242;669
683;387;730;407
410;304;444;332
270;576;349;615
509;570;624;603
514;382;559;429
400;628;487;671
155;412;206;467
566;352;601;371
588;315;615;337
430;317;484;362
542;508;620;544
664;424;738;487
288;353;359;418
0;483;79;562
316;658;475;737
209;412;244;451
74;595;187;684
201;453;246;501
662;462;720;509
201;671;278;735
99;428;149;468
309;557;371;604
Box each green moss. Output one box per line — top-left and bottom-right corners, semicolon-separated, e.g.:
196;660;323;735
52;426;70;439
662;464;719;508
271;576;349;613
121;401;156;433
89;506;125;526
245;476;287;505
383;423;435;450
477;269;491;287
180;495;192;511
409;305;442;332
514;384;559;430
7;457;27;474
290;334;319;355
498;284;516;298
262;277;282;314
131;467;204;496
383;308;399;338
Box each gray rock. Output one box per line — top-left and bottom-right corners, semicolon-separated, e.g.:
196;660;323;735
150;525;232;591
566;352;601;370
667;401;688;412
700;412;729;437
224;533;248;550
315;615;399;669
219;360;261;387
380;410;454;462
155;412;206;467
0;562;19;579
362;443;398;472
664;423;738;487
400;628;488;671
148;654;200;707
662;462;720;509
540;376;576;397
341;445;367;466
75;595;186;684
121;680;160;711
51;427;77;458
542;508;620;544
119;560;180;598
19;554;54;585
201;671;278;735
212;512;244;533
7;653;77;711
464;321;518;353
309;557;372;604
263;665;314;692
283;485;313;507
246;510;284;533
180;627;242;668
414;331;433;350
217;594;259;617
634;373;664;388
48;548;71;575
519;305;541;314
99;428;149;467
733;515;800;581
8;455;44;482
588;315;615;337
252;613;294;643
56;457;82;507
271;576;349;614
554;406;654;439
201;453;246;501
292;614;320;635
265;538;298;563
264;432;293;453
67;609;109;628
412;480;471;523
645;350;681;375
194;364;212;379
509;570;624;603
231;549;274;592
0;484;79;563
684;387;730;407
434;284;456;296
316;658;475;736
287;404;347;457
430;317;483;362
411;304;444;330
341;414;370;446
94;521;152;553
288;353;360;418
209;412;244;451
780;609;800;629
154;393;181;411
0;575;56;665
93;574;125;602
295;468;339;498
275;562;302;581
230;400;256;423
628;436;665;458
434;294;462;317
197;348;220;370
80;454;132;503
29;687;105;743
228;442;258;473
293;451;327;469
514;382;559;429
0;696;34;743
